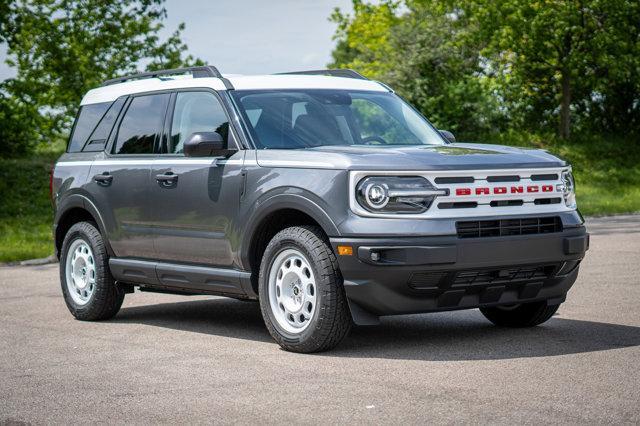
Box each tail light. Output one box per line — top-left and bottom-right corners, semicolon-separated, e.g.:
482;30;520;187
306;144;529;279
49;164;55;203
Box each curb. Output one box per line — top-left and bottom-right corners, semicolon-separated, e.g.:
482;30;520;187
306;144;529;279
20;255;57;266
1;255;57;267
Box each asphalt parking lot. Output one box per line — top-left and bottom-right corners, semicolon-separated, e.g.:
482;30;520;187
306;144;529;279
1;215;639;424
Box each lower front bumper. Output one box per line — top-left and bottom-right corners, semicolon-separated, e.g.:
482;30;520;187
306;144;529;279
330;226;588;324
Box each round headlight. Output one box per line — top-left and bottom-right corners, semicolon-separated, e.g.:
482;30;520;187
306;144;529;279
364;183;389;209
355;176;445;214
560;170;577;208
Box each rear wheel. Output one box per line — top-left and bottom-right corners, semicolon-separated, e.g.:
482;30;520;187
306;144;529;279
480;300;560;327
258;226;352;353
60;221;124;321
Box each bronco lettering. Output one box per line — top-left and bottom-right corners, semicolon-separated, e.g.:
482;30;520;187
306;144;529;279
455;185;556;196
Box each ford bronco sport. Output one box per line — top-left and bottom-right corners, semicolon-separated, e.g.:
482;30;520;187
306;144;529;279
52;66;589;353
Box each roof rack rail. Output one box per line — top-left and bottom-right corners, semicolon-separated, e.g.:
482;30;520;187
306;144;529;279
101;65;226;87
276;69;368;80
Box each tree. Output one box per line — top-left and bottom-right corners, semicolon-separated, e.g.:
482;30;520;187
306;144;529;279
329;0;640;139
329;0;401;78
330;0;505;138
388;1;508;137
1;0;202;156
464;0;628;138
582;0;640;133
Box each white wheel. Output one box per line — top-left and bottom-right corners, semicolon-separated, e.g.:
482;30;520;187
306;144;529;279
258;226;352;353
268;248;317;334
65;239;97;305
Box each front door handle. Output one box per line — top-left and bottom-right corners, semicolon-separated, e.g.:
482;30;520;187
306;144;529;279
93;172;113;186
156;172;178;187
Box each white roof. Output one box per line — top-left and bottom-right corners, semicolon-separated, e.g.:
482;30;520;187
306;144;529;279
225;74;387;92
80;74;388;105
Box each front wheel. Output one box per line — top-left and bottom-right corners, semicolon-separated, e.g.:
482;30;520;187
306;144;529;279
59;221;124;321
480;300;560;327
258;226;352;353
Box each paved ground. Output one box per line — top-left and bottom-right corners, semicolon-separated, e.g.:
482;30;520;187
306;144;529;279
1;216;639;424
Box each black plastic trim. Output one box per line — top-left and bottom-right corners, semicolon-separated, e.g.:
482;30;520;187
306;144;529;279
109;258;252;297
102;65;224;86
330;226;588;317
276;69;368;80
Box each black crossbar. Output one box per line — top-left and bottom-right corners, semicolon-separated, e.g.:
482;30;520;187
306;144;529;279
276;69;368;80
101;65;224;86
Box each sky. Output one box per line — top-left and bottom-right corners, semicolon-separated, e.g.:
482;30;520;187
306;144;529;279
0;0;354;81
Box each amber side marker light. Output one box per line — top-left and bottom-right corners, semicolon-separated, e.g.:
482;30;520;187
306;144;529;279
337;245;353;256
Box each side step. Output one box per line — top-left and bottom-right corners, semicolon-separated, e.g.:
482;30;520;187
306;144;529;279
109;258;255;298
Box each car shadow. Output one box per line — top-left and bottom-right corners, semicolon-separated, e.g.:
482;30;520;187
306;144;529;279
115;297;273;343
113;298;640;361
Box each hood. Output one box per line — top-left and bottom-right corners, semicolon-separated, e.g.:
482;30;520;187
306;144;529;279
255;143;567;171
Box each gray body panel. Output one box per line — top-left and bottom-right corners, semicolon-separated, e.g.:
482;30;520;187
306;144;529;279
254;143;566;171
149;151;245;268
88;154;156;258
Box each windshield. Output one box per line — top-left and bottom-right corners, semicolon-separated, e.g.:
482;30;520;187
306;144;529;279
231;90;446;149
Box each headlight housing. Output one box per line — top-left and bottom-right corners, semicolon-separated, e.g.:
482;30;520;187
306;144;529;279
558;170;576;208
355;176;446;214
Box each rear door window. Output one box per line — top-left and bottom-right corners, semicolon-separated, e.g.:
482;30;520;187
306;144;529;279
67;102;111;152
113;93;170;155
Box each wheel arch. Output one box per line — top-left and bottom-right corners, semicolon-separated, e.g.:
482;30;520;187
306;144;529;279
240;193;340;295
54;194;113;258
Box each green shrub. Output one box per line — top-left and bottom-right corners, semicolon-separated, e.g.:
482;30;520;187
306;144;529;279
0;154;57;262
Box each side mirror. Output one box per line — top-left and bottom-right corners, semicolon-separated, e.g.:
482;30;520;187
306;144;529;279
439;130;456;143
184;132;229;157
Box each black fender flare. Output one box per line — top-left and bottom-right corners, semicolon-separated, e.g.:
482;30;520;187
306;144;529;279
238;191;340;269
54;193;114;257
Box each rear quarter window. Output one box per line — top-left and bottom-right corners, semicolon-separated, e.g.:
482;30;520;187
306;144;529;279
82;97;126;152
67;102;111;153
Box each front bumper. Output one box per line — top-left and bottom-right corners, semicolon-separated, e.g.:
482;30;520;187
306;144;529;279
330;226;588;323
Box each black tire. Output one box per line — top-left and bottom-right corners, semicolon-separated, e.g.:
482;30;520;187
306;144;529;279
59;221;124;321
480;300;560;327
258;226;352;353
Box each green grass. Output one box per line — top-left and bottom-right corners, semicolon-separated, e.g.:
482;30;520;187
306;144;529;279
0;154;58;262
0;134;638;262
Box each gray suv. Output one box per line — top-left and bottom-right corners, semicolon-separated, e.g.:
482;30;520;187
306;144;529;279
52;66;589;352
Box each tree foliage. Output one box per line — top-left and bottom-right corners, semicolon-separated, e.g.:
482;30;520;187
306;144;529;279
0;0;202;157
330;0;640;139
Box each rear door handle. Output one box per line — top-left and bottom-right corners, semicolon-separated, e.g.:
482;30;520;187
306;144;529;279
93;172;113;186
156;172;178;187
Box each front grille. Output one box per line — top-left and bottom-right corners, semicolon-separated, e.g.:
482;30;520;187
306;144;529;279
434;176;475;184
456;216;562;238
534;197;562;205
453;265;556;286
438;201;478;209
407;272;447;290
487;175;520;182
407;264;559;291
531;173;559;181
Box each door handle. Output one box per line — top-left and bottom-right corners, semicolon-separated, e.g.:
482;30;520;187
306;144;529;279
93;172;113;186
156;172;178;187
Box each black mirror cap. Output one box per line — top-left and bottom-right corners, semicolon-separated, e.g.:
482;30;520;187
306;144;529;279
439;130;456;143
183;132;234;157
